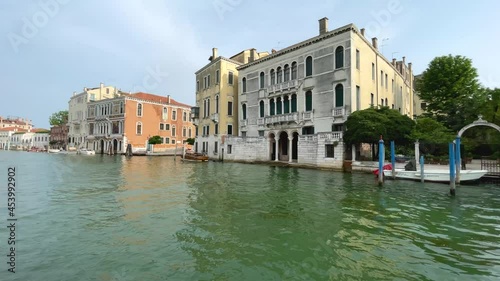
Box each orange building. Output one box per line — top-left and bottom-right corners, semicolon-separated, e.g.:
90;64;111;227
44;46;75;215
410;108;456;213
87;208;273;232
87;92;194;154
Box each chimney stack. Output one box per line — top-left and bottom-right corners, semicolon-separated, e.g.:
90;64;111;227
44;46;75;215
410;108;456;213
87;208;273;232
408;62;412;70
212;48;218;60
84;87;88;92
392;58;396;66
402;56;406;65
167;95;171;104
372;38;378;49
271;49;277;54
319;17;329;35
100;82;104;89
360;28;365;36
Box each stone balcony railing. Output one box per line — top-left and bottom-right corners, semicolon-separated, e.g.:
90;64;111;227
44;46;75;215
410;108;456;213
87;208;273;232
240;119;248;127
299;131;343;142
332;107;345;117
264;112;300;125
267;79;298;94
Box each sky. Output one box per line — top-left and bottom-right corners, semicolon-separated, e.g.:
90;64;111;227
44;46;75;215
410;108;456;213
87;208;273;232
1;0;499;129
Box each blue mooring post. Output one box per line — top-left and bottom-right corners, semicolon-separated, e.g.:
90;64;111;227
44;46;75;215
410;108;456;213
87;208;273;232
390;141;396;179
455;137;461;184
449;143;456;196
420;155;425;183
378;137;385;186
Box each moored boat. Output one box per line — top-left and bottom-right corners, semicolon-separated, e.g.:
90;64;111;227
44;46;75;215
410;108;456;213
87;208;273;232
383;169;488;183
182;152;209;162
48;149;61;153
78;149;96;155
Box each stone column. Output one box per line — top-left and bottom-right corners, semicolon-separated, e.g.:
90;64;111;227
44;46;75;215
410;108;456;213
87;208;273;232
281;97;284;115
352;144;356;161
415;140;420;164
275;135;279;162
288;135;293;163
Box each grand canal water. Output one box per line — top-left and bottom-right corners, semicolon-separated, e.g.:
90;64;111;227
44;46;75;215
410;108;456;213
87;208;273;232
0;151;499;281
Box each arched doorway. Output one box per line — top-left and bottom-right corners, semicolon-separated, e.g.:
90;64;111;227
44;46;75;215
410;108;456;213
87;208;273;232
269;133;276;160
100;139;104;155
279;131;288;161
292;132;299;161
113;139;118;154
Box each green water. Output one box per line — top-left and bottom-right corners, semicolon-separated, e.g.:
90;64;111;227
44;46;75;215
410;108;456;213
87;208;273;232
0;151;499;281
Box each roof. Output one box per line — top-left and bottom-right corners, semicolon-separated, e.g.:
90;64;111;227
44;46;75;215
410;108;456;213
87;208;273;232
128;92;193;108
237;24;355;70
32;128;50;133
0;127;28;132
194;56;244;75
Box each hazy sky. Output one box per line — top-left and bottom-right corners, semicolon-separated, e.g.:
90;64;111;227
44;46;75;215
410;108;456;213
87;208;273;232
1;0;499;128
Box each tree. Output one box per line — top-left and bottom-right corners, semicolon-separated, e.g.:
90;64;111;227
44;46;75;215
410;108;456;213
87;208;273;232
186;138;195;145
416;55;485;131
148;135;162;144
49;110;68;126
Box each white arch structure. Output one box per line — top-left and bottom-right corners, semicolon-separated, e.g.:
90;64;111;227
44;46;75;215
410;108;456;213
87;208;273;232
457;115;500;137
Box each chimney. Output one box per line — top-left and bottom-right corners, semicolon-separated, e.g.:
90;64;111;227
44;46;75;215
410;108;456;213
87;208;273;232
319;17;329;35
100;82;104;89
360;28;365;36
372;37;378;49
167;95;171;104
392;58;396;66
402;56;406;65
212;48;218;60
408;62;412;71
271;49;277;54
84;87;88;92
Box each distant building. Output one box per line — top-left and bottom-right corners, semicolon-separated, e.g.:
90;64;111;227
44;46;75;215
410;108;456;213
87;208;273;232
86;92;195;154
0;127;26;149
222;17;414;168
50;123;68;149
413;74;426;117
0;116;33;130
193;48;269;159
7;128;49;150
67;83;122;149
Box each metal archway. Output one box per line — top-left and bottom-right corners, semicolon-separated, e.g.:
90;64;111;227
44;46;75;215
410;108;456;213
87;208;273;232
457;115;500;137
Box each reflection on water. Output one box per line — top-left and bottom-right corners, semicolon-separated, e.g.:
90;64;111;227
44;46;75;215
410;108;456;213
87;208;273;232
0;151;499;281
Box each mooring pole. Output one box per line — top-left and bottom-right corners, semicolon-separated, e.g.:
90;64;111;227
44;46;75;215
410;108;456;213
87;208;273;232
420;155;425;183
390;141;396;179
455;137;461;184
449;143;456;196
378;137;384;186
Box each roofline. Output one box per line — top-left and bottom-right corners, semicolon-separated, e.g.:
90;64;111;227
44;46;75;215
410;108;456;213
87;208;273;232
237;24;356;70
195;56;244;75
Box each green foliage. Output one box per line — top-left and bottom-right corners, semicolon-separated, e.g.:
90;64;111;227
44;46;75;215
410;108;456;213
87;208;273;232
148;135;162;144
344;106;415;146
186;138;195;145
49;110;68;126
481;88;500;125
411;117;454;144
416;55;484;131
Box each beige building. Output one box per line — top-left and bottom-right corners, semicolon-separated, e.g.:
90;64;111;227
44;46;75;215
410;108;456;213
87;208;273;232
0;116;33;130
193;48;269;158
413;74;426;117
68;83;122;149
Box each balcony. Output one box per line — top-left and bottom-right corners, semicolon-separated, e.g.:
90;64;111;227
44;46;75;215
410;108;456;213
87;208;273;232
267;80;298;94
264;112;300;125
257;118;265;126
241;119;248;127
302;111;314;121
211;113;219;123
332;107;345;117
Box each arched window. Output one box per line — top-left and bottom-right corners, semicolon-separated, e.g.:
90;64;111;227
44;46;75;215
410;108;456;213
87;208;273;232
137;103;143;116
385;98;388;107
270;69;276;85
188;127;192;138
277;67;282;83
162;107;168;120
277;97;282;114
284;96;290;114
215;95;219;113
242;104;247;120
183;126;187;137
291;94;297;113
335;46;344;69
260;72;265;89
270;99;275;116
242;77;247;93
172;109;177;120
335;84;344;107
183;111;187;121
259;100;265;117
136;122;142;135
284;64;290;81
305;56;313;77
172;125;176;137
305;91;313;111
291;62;297;80
120;102;124;114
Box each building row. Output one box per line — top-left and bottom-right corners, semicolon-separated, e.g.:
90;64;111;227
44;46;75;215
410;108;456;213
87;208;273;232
192;18;417;168
67;84;195;154
0;127;50;151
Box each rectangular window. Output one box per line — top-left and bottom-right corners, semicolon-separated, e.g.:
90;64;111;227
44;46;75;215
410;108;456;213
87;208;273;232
228;71;234;85
214;141;218;153
216;70;219;84
385;74;388;89
392;79;394;93
381;71;384;86
228;101;233;115
90;94;95;101
203;77;207;89
325;144;334;158
165;124;170;130
356;49;360;70
207;74;211;88
160;123;164;130
171;139;176;144
227;124;233;135
372;63;375;80
258;130;265;137
196;81;199;91
381;99;384;106
302;126;314;135
215;124;219;135
165;137;170;144
241;131;246;137
227;145;232;154
172;109;177;120
172;127;176;137
356;86;360;111
371;93;374;106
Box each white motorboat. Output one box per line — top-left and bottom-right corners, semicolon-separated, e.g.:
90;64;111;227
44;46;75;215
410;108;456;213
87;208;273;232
383;169;488;183
78;149;96;155
48;149;61;153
